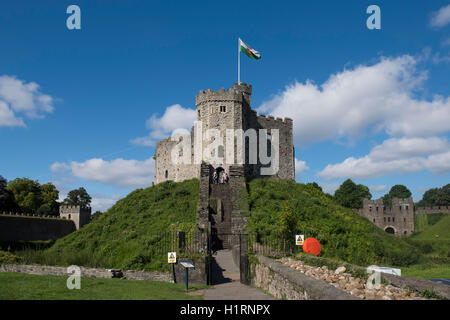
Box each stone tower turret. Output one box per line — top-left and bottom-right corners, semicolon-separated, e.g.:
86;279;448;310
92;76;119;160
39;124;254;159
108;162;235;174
59;205;91;230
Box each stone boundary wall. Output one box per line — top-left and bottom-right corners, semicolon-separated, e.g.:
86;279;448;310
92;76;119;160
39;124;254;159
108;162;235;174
381;273;450;299
251;255;359;300
415;206;450;215
0;215;76;241
0;264;172;282
294;254;450;300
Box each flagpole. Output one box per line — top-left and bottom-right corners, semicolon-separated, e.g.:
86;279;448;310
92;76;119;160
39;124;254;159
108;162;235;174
238;38;240;84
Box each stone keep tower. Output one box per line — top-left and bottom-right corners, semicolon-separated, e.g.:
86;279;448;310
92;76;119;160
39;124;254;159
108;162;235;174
155;83;295;184
59;205;91;230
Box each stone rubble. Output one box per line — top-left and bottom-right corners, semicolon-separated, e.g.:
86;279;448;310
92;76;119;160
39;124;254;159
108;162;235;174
279;257;423;300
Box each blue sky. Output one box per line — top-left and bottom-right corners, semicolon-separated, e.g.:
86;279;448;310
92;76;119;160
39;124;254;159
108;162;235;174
0;0;449;211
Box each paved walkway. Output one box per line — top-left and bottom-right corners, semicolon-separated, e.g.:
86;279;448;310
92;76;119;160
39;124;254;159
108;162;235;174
204;250;274;300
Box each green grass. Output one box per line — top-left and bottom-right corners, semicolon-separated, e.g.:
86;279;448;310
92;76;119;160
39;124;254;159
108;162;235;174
413;214;450;240
247;179;423;267
0;272;205;300
402;264;450;279
13;179;199;272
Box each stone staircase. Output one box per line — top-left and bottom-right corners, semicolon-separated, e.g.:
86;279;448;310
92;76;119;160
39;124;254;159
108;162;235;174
210;183;233;249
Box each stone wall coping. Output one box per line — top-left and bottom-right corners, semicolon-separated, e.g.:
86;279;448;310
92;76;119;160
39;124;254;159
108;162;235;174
381;273;450;299
0;264;172;282
257;255;359;300
0;213;67;221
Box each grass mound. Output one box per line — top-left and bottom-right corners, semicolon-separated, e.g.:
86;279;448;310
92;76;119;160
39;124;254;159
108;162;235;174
247;179;422;267
16;179;199;271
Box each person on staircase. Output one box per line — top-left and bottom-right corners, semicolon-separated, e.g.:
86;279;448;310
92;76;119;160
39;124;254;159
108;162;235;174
212;170;218;184
223;171;229;184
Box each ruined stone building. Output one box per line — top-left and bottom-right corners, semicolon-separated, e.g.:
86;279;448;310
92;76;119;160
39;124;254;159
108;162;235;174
155;82;295;184
358;197;450;236
358;198;415;236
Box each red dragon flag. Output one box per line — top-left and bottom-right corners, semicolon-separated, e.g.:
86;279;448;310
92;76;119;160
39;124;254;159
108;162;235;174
239;38;261;60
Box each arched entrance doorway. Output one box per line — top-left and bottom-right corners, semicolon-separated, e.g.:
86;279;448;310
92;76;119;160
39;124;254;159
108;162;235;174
385;227;395;234
214;166;225;183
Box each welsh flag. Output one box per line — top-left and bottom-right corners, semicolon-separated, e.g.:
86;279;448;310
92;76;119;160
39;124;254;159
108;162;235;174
239;38;261;60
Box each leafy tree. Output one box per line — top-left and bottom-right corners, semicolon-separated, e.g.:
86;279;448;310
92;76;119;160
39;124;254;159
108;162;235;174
39;183;60;216
0;175;18;212
278;202;298;241
383;185;412;207
6;178;43;213
416;184;450;207
91;210;103;220
334;179;371;209
306;182;323;192
64;187;92;207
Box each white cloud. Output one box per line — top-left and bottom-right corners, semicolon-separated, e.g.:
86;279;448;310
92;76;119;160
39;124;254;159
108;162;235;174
295;158;309;179
51;157;155;189
430;4;450;28
0;75;55;127
50;162;71;173
369;185;388;193
432;51;450;64
318;182;340;195
258;55;450;146
91;194;123;212
318;137;450;180
426;151;450;173
0;101;24;127
131;104;196;147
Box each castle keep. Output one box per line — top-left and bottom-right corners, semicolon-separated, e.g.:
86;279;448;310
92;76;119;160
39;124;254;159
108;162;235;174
155;83;295;248
155;83;295;184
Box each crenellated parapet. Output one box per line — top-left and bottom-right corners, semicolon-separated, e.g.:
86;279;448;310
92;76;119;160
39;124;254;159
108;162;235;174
0;212;65;220
196;83;252;106
415;205;450;214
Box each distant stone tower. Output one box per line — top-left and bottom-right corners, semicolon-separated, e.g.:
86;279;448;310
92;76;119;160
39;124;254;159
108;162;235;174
155;83;295;184
59;205;91;230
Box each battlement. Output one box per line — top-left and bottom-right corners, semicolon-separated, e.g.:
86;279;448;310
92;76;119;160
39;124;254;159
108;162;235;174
415;205;450;214
196;83;252;105
256;114;293;126
59;205;90;210
0;212;65;220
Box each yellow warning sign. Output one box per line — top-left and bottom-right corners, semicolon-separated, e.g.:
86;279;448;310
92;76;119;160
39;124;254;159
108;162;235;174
168;252;177;263
296;235;304;246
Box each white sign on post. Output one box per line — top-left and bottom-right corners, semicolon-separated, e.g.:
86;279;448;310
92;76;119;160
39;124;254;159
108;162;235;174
295;235;304;246
168;252;177;264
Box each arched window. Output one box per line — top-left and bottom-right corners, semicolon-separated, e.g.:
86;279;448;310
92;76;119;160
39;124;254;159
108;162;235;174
165;170;168;179
68;214;71;219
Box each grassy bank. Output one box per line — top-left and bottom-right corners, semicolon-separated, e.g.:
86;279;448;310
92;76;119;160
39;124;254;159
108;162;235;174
11;179;199;272
0;272;204;300
247;179;422;267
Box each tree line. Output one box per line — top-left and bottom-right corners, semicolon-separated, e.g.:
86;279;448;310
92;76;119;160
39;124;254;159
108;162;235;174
322;179;449;210
0;174;92;216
